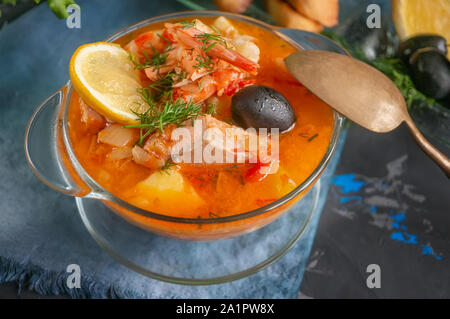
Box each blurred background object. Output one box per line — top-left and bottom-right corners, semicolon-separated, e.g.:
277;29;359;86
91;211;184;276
0;0;39;27
285;0;338;27
265;0;323;31
393;0;450;59
0;0;77;26
214;0;252;13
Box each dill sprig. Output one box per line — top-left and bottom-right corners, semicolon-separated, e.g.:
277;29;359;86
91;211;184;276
210;25;221;35
160;159;176;174
141;71;177;102
149;71;175;92
125;93;203;146
204;41;217;53
138;70;187;103
128;44;171;75
206;103;216;115
157;33;171;45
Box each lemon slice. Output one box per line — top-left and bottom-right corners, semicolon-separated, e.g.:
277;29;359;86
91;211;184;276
69;42;145;124
393;0;450;58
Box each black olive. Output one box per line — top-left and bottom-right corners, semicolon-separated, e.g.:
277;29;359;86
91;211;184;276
410;48;450;100
342;16;390;60
231;85;295;132
397;34;448;65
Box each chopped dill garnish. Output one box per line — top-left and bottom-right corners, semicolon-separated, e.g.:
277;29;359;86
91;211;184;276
194;55;214;70
180;20;196;29
206;103;216;115
144;71;176;102
308;133;319;142
210;25;221;35
128;52;147;70
136;87;155;105
128;44;172;75
160;159;176;173
204;41;217;53
194;32;228;50
197;77;204;89
149;50;169;75
157;33;171;45
137;70;187;104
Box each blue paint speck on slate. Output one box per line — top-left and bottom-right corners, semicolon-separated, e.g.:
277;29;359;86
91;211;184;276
422;245;443;261
390;212;406;223
333;174;444;262
331;174;366;194
390;212;407;230
391;232;419;245
340;196;362;204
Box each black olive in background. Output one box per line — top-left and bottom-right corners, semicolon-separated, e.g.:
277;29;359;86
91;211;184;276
397;34;448;66
231;85;295;132
410;48;450;101
342;17;390;60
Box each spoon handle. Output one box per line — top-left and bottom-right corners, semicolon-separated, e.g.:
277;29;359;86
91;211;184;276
405;117;450;178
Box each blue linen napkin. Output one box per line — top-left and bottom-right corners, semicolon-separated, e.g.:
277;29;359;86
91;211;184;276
0;0;347;298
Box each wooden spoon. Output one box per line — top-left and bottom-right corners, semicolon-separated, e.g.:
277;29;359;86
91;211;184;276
285;50;450;177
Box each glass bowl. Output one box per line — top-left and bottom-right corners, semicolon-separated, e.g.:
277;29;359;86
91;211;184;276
25;11;345;243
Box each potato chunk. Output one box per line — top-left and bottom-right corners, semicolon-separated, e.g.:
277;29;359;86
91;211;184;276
213;16;238;38
128;169;206;216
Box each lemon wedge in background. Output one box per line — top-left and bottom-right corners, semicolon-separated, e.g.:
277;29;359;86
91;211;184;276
69;42;144;124
393;0;450;58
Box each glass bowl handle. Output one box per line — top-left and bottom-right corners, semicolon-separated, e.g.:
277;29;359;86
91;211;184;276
277;28;349;56
25;86;91;196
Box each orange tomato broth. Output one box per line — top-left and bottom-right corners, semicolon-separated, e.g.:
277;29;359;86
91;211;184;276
67;17;334;219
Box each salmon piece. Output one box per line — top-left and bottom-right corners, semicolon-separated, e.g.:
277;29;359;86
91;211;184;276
131;125;176;170
169;115;278;178
132;145;166;170
97;124;137;147
80;100;106;133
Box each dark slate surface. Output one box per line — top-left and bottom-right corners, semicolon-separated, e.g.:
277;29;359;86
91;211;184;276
300;123;450;299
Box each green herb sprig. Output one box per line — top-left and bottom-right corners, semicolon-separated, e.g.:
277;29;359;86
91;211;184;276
206;103;216;115
137;71;177;103
160;159;176;174
125;93;202;146
180;20;197;29
128;44;171;75
1;0;78;19
321;30;436;110
194;54;214;70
